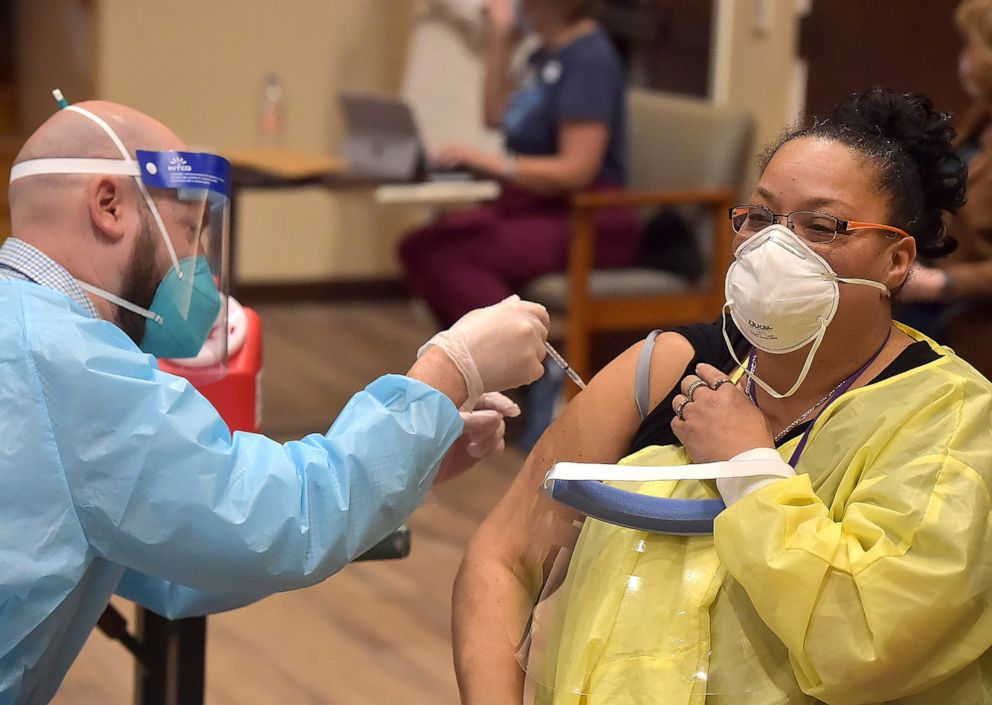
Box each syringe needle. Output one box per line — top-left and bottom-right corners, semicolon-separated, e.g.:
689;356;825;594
544;341;587;390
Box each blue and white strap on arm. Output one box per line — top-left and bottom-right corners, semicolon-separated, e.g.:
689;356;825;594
543;451;794;535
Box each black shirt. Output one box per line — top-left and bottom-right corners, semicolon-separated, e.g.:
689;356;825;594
628;318;939;455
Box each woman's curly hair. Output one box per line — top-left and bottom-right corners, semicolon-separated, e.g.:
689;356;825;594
761;87;967;258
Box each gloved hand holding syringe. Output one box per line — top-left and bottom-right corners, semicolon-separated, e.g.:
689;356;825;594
416;298;584;489
418;295;586;402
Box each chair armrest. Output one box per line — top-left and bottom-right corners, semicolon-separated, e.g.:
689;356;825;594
566;185;736;279
563;186;737;379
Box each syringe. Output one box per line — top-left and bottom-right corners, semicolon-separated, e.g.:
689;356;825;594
544;341;587;390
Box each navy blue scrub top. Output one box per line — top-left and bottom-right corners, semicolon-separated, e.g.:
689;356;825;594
503;27;627;185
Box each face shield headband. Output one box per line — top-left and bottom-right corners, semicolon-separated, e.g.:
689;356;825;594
10;105;231;276
9;105;232;361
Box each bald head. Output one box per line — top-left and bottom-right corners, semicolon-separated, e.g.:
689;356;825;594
14;100;186;164
10;101;187;226
7;101;191;321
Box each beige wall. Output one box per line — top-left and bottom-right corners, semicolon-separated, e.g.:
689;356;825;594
402;6;503;155
15;0;95;135
713;0;804;191
94;0;423;283
15;0;804;282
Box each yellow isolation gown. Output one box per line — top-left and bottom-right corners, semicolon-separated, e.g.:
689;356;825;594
536;326;992;705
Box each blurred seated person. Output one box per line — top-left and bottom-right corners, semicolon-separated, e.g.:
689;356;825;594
400;0;638;327
452;88;992;704
899;0;992;372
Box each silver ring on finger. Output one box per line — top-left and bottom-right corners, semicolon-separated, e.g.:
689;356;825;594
685;379;708;402
675;397;692;421
710;378;733;390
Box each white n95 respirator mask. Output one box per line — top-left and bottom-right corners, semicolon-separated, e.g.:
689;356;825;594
722;223;890;398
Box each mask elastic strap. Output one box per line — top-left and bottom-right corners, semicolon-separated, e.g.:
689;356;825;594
77;280;164;325
63;105;182;278
826;273;891;298
722;304;749;375
721;304;827;399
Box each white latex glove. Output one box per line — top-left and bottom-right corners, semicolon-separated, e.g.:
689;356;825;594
433;392;522;485
418;295;549;407
484;0;515;31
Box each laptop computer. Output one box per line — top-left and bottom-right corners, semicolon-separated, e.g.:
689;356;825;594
338;91;473;183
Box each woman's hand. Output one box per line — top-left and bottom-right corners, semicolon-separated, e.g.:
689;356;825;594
484;0;516;33
433;144;505;176
434;393;520;485
671;363;774;464
434;144;483;170
898;264;951;303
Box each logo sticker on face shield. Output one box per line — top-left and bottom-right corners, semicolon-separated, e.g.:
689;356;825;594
168;156;193;173
137;150;230;198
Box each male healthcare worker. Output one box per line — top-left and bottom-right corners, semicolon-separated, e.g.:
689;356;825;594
0;100;550;705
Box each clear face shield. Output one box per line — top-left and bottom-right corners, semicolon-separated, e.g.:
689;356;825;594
8;105;232;382
505;461;788;703
133;150;231;378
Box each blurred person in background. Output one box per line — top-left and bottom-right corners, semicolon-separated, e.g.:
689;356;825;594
898;0;992;374
400;0;637;448
399;0;636;327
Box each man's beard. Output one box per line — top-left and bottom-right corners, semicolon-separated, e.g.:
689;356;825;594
116;219;163;347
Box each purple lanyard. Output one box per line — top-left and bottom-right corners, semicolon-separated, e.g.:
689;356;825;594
746;330;891;468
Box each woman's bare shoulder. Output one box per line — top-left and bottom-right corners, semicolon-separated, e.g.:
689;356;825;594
467;332;700;556
523;332;697;476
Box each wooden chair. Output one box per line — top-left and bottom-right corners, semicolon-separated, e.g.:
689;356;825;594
523;89;755;385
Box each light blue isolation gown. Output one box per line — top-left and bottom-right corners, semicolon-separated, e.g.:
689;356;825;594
0;279;462;704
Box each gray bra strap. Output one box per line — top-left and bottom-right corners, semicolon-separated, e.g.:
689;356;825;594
635;330;663;420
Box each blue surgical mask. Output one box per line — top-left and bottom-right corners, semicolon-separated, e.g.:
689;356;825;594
139;255;221;359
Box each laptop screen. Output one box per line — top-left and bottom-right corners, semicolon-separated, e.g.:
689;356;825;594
338;91;424;181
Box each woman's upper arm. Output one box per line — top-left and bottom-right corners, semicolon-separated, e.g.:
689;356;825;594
556;122;610;189
467;334;696;583
551;43;623;187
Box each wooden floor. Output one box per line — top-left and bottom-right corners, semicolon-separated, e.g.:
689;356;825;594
52;300;525;705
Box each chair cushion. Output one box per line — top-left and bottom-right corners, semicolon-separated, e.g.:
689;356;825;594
523;269;691;311
627;89;754;193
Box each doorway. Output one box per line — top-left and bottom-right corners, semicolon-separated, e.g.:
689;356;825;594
801;1;969;123
597;0;714;97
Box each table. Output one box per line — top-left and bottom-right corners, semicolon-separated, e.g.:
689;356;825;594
223;148;349;296
223;148;500;295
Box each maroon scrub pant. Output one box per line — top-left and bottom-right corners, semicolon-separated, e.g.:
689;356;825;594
399;183;640;327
